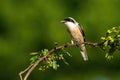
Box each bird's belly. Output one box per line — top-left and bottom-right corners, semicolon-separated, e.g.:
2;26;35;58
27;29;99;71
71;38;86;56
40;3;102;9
68;27;84;43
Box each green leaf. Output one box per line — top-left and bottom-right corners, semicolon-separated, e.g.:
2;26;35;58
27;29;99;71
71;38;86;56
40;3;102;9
30;52;39;55
62;57;69;65
105;53;113;60
100;26;120;59
30;55;39;63
52;60;59;70
41;49;48;55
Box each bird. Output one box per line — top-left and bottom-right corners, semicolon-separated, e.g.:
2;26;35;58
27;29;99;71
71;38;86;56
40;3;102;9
61;17;88;61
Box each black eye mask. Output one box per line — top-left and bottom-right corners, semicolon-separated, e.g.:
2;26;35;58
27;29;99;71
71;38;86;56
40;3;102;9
63;18;75;23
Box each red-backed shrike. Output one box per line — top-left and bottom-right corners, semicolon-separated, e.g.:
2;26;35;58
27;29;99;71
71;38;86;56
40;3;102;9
61;17;88;61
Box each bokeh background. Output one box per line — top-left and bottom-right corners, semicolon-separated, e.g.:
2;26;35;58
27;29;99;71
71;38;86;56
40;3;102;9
0;0;120;80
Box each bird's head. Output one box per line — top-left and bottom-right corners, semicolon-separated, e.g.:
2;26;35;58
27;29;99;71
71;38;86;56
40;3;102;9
61;17;78;27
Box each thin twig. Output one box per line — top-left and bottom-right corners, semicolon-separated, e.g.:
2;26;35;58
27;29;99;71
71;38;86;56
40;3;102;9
82;42;98;46
19;42;98;80
19;64;34;80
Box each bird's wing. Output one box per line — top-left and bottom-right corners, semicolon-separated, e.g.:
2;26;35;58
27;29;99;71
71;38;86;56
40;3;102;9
78;23;86;41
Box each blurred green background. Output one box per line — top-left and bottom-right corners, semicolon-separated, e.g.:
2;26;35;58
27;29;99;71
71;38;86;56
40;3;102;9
0;0;120;80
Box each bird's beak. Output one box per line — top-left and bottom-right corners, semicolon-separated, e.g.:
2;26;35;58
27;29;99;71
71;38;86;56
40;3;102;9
60;20;65;23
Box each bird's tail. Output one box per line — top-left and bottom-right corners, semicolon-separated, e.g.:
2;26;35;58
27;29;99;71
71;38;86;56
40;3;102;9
79;44;88;61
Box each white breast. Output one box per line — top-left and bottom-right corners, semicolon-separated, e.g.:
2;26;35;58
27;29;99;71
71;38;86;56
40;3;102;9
64;22;84;42
65;22;77;29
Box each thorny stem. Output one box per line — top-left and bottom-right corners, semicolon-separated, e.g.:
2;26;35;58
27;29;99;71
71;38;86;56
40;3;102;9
19;42;98;80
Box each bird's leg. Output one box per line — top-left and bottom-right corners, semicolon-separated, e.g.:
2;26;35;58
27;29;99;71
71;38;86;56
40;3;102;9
71;40;74;44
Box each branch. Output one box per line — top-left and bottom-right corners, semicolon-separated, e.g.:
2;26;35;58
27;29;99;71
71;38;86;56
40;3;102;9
19;42;98;80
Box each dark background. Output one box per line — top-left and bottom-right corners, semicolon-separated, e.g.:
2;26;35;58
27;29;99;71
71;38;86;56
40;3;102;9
0;0;120;80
